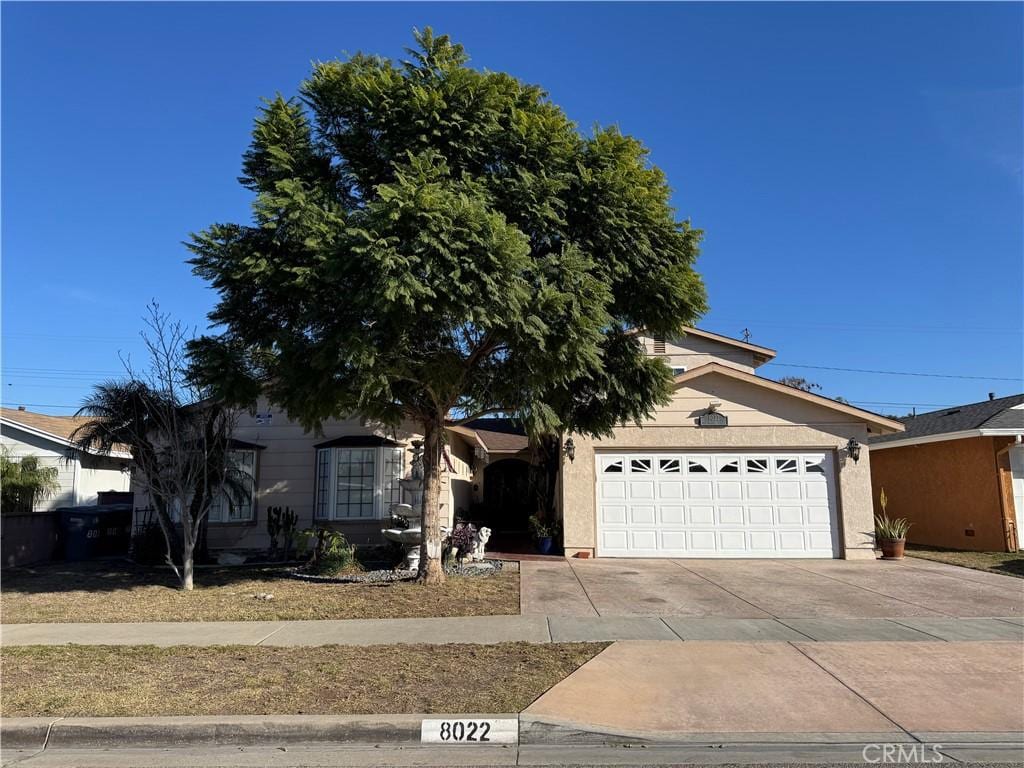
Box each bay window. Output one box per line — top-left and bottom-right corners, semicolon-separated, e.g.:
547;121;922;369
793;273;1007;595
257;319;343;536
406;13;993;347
315;442;406;520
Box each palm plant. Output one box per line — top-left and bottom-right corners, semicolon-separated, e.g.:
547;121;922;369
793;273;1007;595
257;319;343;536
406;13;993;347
0;447;60;513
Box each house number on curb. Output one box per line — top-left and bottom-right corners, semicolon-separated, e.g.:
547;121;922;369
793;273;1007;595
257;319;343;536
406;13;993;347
420;718;518;744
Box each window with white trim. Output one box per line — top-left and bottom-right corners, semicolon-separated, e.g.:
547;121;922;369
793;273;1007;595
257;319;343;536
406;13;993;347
208;449;256;523
315;445;406;520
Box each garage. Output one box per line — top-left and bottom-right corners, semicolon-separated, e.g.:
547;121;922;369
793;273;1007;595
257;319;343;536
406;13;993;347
596;451;839;558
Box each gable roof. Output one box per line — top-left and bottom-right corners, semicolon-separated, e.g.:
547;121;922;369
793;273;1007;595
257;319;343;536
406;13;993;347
672;363;905;433
869;394;1024;449
0;407;133;458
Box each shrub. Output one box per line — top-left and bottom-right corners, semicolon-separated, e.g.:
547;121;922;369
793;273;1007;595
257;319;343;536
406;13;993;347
298;527;360;575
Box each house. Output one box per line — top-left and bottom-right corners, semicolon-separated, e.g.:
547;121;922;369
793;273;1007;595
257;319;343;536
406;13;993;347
175;328;904;560
0;407;132;510
869;395;1024;553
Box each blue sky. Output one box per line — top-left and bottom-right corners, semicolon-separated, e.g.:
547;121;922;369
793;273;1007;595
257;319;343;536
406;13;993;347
3;2;1022;417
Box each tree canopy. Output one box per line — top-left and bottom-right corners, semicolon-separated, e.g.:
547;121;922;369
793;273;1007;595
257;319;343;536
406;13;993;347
187;29;707;581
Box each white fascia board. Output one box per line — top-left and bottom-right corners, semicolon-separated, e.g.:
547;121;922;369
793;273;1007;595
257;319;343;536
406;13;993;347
0;417;133;460
871;428;1024;451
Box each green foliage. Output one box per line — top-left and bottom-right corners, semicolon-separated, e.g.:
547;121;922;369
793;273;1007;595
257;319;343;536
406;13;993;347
186;28;706;439
298;527;360;575
875;512;911;541
528;514;559;540
0;447;60;514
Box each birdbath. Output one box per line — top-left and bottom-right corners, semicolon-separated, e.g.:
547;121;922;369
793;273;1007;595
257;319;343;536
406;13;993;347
381;441;425;570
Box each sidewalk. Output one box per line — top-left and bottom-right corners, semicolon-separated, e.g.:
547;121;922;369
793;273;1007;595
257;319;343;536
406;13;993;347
2;615;1022;646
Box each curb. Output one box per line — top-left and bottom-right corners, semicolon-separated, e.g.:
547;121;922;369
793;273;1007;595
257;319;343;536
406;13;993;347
3;714;1022;752
1;714;515;751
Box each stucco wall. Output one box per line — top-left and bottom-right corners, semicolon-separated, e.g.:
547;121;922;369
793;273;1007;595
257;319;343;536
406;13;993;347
560;374;877;559
870;436;1009;552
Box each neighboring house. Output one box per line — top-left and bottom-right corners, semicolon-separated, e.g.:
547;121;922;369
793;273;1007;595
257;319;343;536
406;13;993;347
0;407;132;510
869;395;1024;553
168;328;903;560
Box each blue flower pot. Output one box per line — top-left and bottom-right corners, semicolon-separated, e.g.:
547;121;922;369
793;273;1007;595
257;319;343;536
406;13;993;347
536;536;553;555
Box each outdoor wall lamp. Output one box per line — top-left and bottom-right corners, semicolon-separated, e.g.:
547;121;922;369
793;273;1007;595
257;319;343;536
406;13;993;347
846;437;861;463
564;437;576;463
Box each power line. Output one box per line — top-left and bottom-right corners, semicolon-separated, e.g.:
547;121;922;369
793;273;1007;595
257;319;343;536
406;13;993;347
766;362;1021;382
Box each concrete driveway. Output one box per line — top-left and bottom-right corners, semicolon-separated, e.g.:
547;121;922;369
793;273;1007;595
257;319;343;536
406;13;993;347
521;557;1024;618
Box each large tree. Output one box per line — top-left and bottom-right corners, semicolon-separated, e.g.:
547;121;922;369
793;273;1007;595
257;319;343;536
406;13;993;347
188;29;707;583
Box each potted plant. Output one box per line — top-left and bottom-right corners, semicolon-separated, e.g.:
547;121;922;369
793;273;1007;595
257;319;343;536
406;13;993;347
528;514;557;555
875;488;911;560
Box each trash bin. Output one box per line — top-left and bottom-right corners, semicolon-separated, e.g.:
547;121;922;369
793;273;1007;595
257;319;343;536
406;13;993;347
57;504;133;561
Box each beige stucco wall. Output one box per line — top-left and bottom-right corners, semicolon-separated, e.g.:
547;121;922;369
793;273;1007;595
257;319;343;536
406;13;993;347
639;333;757;373
560;373;878;559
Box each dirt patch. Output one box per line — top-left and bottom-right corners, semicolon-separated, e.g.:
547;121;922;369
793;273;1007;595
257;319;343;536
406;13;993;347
0;560;520;623
0;643;606;717
907;546;1024;579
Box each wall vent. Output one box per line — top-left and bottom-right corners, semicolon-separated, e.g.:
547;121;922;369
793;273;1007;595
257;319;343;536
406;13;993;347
652;335;666;354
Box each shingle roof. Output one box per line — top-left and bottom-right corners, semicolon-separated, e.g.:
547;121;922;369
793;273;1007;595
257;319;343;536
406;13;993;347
459;417;529;454
0;407;132;455
869;394;1024;445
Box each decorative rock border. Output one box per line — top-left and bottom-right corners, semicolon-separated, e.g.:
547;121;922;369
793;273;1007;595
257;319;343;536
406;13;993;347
287;559;506;584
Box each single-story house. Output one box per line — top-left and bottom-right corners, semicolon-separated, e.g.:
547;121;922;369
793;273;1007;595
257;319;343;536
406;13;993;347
163;328;903;560
1;407;132;510
869;395;1023;553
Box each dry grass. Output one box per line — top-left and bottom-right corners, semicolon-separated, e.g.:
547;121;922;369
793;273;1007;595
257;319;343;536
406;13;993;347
907;545;1024;578
0;561;520;623
0;643;605;717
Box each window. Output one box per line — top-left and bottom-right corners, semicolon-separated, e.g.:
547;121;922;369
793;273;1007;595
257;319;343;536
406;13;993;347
746;458;768;473
804;458;826;474
717;458;740;473
602;458;624;474
775;457;798;474
208;450;256;523
335;448;376;519
658;458;681;473
315;445;406;520
630;458;652;473
671;366;687;376
687;458;709;473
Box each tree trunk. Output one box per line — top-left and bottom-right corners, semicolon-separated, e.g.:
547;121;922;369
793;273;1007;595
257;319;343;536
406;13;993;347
418;419;446;584
180;514;196;592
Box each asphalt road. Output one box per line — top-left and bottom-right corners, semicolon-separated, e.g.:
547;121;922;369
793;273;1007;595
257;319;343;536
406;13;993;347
3;743;1023;767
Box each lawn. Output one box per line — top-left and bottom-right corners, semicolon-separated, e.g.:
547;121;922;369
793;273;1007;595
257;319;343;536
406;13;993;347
0;560;520;623
907;545;1024;578
0;643;605;717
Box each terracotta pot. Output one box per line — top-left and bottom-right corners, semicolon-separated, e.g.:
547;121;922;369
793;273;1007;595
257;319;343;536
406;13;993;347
879;538;906;560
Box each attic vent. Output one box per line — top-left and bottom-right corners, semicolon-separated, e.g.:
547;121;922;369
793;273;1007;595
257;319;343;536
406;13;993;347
941;409;961;417
652;335;666;354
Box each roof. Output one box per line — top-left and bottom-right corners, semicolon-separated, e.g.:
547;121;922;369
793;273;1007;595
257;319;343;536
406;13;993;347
314;434;403;449
870;394;1024;448
672;363;906;433
0;407;133;458
450;417;529;454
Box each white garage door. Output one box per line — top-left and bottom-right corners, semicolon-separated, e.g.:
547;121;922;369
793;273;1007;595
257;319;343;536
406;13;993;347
596;452;839;558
